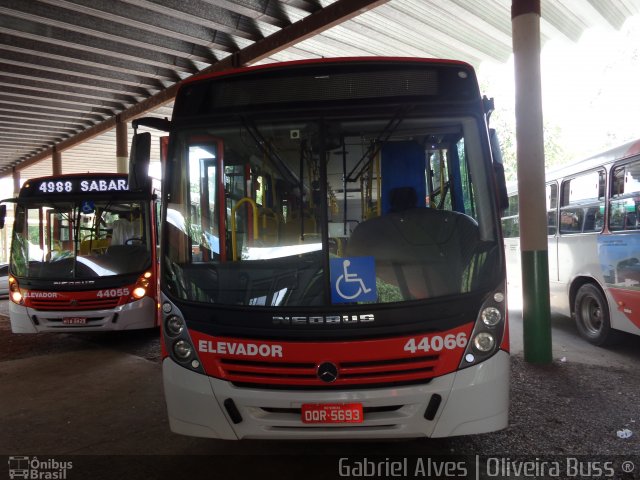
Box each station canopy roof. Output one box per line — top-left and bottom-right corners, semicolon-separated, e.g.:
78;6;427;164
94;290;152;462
1;0;639;179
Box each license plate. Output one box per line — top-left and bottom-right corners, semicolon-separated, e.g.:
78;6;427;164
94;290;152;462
301;403;363;424
62;317;87;325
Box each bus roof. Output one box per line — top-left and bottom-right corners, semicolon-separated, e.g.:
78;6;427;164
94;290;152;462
505;138;640;195
181;56;475;87
546;138;640;180
173;57;483;120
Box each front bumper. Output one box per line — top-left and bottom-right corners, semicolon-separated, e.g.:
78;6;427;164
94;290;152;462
9;296;157;333
162;350;509;440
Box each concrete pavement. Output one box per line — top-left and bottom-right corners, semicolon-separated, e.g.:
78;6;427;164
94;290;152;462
0;297;638;480
508;288;640;369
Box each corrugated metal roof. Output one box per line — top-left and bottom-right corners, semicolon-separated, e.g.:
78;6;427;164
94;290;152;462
1;0;639;181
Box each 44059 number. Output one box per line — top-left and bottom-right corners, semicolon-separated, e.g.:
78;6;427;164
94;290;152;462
96;288;130;298
403;333;468;354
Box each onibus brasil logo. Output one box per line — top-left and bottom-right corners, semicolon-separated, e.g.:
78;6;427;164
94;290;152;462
8;456;72;479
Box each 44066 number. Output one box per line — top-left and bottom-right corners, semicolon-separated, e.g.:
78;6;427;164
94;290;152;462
403;333;468;354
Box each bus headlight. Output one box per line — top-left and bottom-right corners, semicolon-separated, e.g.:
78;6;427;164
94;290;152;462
132;287;146;299
173;340;194;361
165;315;184;336
160;298;205;374
9;276;23;304
459;288;507;369
131;271;153;299
473;332;495;352
481;307;501;326
10;290;23;304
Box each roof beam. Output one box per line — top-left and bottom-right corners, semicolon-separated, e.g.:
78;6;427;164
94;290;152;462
15;0;389;171
0;65;153;97
0;105;107;123
0;77;138;104
0;86;126;111
202;0;295;27
0;0;225;60
0;32;182;82
0;14;200;73
0;49;165;91
118;0;265;40
36;0;247;46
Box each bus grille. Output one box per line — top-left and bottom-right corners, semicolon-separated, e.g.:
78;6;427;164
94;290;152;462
29;297;120;311
219;354;439;388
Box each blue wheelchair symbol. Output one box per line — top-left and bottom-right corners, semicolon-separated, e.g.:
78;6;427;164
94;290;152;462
330;256;377;303
81;201;95;214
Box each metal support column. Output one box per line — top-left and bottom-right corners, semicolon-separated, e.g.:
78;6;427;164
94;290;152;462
512;0;552;364
52;147;62;176
12;167;20;197
116;115;128;174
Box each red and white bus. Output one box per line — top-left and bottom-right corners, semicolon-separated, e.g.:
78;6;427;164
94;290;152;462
0;173;159;332
503;138;640;345
134;57;510;439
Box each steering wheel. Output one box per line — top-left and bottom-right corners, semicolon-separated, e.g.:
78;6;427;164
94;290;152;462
124;237;144;246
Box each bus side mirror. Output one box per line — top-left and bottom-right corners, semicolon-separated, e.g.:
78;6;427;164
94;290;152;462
0;204;5;229
128;132;151;192
489;129;509;211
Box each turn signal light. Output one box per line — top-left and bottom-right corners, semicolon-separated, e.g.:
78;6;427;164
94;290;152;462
131;271;153;299
9;276;23;304
132;287;147;299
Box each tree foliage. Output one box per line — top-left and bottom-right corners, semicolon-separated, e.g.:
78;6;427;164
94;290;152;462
488;103;570;182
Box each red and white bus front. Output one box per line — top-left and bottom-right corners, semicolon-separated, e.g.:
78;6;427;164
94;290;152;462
154;58;509;439
6;174;158;333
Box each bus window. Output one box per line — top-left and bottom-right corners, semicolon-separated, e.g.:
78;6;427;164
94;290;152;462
560;170;605;234
424;139;475;217
546;183;558;235
610;161;640;231
501;194;519;238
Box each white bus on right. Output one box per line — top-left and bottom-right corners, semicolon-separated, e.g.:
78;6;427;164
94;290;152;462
503;138;640;345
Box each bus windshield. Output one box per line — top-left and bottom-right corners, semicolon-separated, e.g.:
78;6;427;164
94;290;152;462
164;113;501;307
11;200;152;280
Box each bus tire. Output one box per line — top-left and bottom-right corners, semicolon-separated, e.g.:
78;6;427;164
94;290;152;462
574;284;618;346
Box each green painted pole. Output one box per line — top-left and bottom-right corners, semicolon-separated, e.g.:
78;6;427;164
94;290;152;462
521;250;552;362
512;0;552;364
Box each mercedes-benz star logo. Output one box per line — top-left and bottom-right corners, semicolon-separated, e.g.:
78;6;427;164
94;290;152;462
317;362;339;383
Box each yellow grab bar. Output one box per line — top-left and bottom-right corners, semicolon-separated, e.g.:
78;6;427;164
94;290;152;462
231;197;259;261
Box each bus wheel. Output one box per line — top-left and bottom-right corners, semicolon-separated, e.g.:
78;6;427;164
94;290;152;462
574;284;617;346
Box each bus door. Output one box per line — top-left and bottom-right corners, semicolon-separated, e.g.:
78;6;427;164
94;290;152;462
187;137;226;262
546;182;559;283
44;205;76;261
557;170;606;290
425;135;475;216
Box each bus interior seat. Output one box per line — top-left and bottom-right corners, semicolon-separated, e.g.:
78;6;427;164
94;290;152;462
560;209;583;233
279;214;318;244
79;238;110;255
346;203;480;300
104;244;151;273
625;213;637;230
583;208;597;232
380;142;426;214
258;208;280;246
389;186;418;212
